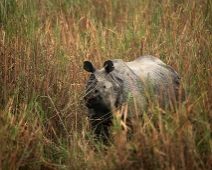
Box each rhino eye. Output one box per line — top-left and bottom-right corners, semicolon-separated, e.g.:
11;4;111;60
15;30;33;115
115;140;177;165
103;85;106;88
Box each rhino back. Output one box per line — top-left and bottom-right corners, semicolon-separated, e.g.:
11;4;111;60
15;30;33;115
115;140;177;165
126;55;167;77
125;55;180;88
111;55;173;88
110;55;182;110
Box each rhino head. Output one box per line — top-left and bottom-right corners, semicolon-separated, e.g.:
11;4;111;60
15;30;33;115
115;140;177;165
83;60;122;114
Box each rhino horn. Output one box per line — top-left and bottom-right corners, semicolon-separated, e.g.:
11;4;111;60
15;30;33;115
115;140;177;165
84;61;96;73
103;60;114;73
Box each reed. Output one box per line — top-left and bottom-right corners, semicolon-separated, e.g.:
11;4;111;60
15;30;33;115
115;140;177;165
0;0;211;169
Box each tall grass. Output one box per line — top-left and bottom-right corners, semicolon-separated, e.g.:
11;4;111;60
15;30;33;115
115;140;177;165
0;0;211;169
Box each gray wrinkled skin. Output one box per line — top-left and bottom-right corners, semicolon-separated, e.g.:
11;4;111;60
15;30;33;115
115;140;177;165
83;55;185;139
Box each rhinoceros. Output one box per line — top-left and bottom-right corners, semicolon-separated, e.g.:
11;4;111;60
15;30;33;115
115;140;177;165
83;55;184;139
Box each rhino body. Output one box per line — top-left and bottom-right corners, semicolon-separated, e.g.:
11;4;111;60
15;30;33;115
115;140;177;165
83;55;184;139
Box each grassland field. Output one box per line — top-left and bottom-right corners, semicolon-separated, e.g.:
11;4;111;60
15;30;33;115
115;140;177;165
0;0;212;169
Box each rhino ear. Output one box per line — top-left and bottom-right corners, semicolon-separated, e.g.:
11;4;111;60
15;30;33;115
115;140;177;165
83;61;96;73
103;60;114;73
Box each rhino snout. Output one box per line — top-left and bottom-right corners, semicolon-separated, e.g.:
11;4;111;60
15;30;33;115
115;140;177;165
84;89;99;100
84;94;97;101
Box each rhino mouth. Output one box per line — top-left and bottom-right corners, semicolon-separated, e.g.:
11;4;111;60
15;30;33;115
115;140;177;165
84;95;107;109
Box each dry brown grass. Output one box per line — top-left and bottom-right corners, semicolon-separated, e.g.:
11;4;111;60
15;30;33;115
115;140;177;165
0;0;211;169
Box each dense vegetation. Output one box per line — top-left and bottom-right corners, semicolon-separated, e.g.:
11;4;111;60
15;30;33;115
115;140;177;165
0;0;211;169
